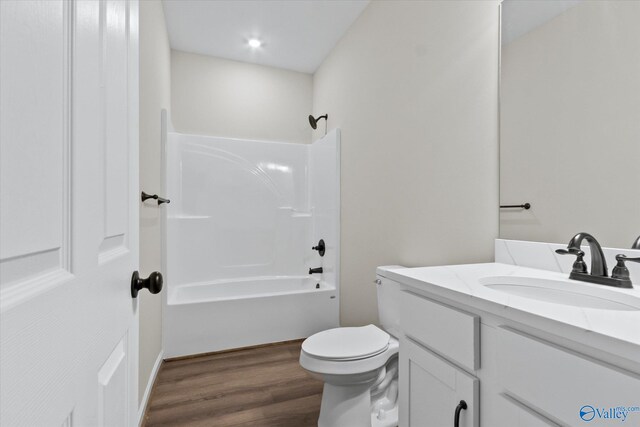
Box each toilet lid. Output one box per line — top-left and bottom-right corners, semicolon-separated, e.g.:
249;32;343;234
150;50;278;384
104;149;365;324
302;325;390;361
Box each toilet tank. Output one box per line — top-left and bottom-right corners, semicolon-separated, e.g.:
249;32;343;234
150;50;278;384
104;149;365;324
376;266;405;338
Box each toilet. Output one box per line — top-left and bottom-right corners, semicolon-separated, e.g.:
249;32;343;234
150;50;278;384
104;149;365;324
299;266;403;427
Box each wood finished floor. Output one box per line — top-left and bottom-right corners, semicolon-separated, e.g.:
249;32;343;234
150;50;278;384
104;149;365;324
142;341;323;427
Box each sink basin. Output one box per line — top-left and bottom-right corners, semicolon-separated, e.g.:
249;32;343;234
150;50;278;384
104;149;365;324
478;276;640;311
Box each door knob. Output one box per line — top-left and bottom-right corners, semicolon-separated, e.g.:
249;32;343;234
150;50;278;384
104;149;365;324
131;271;163;298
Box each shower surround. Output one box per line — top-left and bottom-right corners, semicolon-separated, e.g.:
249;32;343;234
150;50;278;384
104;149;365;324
164;130;340;358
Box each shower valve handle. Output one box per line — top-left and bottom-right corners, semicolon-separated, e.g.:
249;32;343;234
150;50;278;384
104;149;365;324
312;239;326;257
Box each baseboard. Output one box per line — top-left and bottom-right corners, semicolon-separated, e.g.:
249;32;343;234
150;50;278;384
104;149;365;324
164;338;305;362
138;350;164;426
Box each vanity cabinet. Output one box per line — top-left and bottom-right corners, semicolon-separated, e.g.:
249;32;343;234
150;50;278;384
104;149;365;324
397;287;640;427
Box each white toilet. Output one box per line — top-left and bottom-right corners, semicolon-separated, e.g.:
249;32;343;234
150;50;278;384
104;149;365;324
299;267;402;427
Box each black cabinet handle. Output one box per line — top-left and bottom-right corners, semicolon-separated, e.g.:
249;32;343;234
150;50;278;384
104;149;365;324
454;400;467;427
141;191;170;205
131;271;163;298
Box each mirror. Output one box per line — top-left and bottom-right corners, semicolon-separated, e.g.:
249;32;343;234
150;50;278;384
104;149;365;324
499;0;640;249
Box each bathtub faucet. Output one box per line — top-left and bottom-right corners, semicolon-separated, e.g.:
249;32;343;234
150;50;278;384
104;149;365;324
309;267;323;275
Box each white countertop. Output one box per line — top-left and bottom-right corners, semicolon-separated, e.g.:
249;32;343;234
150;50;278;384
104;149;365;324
382;262;640;364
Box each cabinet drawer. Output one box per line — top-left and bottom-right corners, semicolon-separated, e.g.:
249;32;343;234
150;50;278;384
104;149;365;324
497;327;640;426
495;395;561;427
400;291;479;371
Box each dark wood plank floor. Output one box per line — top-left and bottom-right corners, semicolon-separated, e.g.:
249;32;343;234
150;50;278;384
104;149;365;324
142;340;323;427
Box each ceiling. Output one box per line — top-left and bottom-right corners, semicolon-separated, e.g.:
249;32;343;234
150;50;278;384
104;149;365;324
162;0;370;74
502;0;583;45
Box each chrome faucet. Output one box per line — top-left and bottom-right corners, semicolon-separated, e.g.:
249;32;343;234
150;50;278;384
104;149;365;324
556;232;636;288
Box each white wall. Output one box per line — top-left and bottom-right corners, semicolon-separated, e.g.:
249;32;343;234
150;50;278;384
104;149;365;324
138;0;170;407
500;1;640;248
309;130;341;296
171;51;313;144
312;0;501;326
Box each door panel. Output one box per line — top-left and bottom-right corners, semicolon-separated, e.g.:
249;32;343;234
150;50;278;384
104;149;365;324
0;0;71;304
101;0;130;258
0;2;76;426
0;1;139;425
0;284;77;426
98;338;129;427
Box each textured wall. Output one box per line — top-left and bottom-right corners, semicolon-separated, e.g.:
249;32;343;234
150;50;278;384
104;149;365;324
171;51;313;144
312;0;501;326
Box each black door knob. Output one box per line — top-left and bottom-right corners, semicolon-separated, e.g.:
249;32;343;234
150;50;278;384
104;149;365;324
131;271;163;298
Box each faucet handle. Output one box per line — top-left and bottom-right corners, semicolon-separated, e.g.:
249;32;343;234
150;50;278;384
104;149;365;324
555;247;584;256
616;254;640;263
555;248;587;274
611;255;640;287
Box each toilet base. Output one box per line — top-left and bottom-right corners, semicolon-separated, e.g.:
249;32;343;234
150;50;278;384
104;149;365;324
317;361;399;427
371;406;398;427
318;382;373;427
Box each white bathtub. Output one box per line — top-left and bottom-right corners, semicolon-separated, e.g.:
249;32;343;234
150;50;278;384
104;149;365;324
169;276;332;305
163;275;340;358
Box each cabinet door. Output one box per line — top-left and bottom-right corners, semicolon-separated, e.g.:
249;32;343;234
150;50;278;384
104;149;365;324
400;337;479;427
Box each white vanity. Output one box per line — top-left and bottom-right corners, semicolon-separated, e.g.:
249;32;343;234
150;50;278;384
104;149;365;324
383;239;640;427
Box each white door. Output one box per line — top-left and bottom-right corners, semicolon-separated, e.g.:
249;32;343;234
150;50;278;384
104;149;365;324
1;1;140;426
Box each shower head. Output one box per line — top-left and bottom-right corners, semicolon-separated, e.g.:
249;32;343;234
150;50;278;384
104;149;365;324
308;114;328;130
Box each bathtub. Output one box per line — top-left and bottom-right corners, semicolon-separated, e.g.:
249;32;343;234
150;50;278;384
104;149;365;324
163;275;340;358
169;276;333;305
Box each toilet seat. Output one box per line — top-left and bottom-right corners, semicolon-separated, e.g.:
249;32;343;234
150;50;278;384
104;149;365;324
302;325;390;361
300;333;399;377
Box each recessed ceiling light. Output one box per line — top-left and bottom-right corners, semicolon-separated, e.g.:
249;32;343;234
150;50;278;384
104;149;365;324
248;38;262;48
